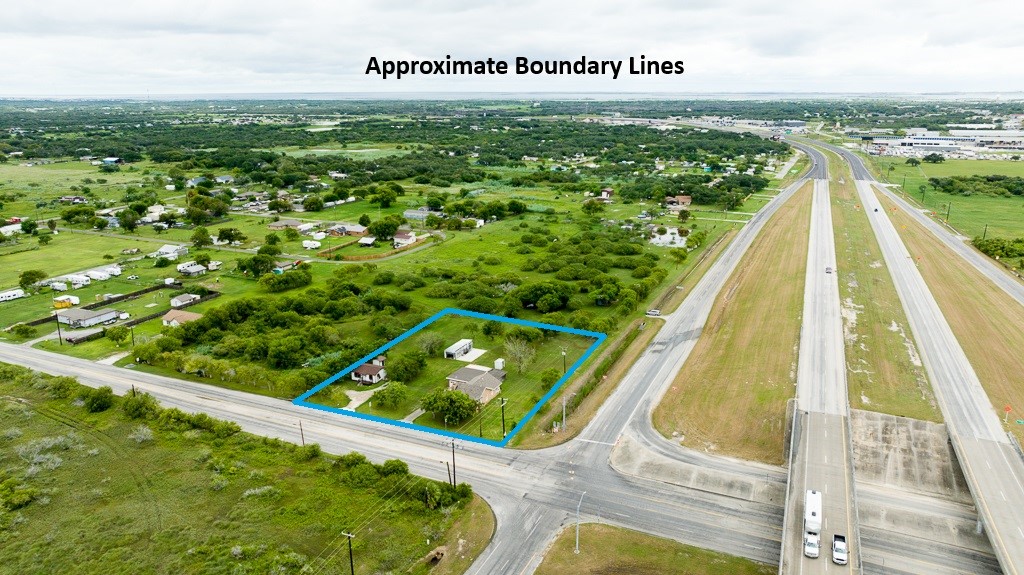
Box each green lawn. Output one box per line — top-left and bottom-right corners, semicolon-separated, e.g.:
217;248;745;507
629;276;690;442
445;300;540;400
0;363;483;575
869;157;1024;238
307;314;596;441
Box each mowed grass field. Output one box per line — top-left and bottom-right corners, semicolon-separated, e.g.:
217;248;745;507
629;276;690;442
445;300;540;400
653;181;814;465
868;156;1024;238
0;231;158;289
880;190;1024;445
825;151;939;421
534;524;774;575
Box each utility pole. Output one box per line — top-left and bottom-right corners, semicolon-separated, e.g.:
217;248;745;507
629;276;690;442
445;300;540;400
451;440;456;486
443;460;451;486
56;318;63;346
299;420;305;447
130;325;136;347
561;348;567;374
562;394;567;432
945;202;951;223
983;224;989;240
575;491;587;554
500;398;508;437
342;531;355;575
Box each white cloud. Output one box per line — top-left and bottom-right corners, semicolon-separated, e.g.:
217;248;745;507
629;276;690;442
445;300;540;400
1;0;1022;95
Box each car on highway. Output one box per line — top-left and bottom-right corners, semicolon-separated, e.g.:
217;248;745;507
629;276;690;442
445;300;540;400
825;266;833;274
832;534;848;565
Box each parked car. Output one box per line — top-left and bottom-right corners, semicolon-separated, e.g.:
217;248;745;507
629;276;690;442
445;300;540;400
127;275;139;280
645;309;661;317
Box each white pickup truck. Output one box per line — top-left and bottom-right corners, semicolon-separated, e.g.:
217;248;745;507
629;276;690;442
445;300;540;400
832;534;848;565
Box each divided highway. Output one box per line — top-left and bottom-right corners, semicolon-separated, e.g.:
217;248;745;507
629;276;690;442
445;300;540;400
836;162;1024;574
807;140;1024;307
780;163;860;574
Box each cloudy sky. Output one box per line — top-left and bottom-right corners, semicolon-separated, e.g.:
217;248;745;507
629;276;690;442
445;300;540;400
2;0;1022;96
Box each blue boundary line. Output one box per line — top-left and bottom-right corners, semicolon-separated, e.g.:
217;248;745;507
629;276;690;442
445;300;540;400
292;308;606;447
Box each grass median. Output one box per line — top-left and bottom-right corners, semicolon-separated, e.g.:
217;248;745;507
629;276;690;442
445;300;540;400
825;150;939;421
535;524;774;575
653;181;813;465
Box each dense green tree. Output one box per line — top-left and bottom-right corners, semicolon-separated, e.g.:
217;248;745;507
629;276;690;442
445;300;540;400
421;388;478;424
106;325;130;346
19;269;46;291
302;195;325;212
371;382;408;409
387;351;427;382
117;210;140;232
216;227;246;244
191;227;212;248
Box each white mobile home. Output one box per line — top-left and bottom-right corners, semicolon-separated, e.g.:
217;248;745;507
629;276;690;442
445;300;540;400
0;288;26;302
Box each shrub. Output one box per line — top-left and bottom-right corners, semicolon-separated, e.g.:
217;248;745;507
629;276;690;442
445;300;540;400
294;443;322;462
9;324;36;339
122;392;160;420
81;386;115;413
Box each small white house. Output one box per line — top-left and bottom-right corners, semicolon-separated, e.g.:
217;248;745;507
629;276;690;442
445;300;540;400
207;261;223;271
170;293;201;308
0;288;26;302
86;270;110;281
54;294;80;305
105;266;122;276
392;231;417;249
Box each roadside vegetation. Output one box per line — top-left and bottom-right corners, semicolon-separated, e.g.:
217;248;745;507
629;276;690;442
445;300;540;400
535;524;774;575
653;181;814;465
823;150;939;421
0;362;484;574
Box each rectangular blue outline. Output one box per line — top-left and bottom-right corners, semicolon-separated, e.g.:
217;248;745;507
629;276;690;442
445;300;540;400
293;308;606;447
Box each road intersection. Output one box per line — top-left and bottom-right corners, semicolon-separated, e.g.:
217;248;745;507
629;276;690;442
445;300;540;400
2;140;1021;574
